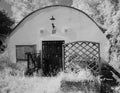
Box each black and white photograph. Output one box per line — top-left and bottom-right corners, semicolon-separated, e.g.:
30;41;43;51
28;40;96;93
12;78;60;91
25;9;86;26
0;0;120;93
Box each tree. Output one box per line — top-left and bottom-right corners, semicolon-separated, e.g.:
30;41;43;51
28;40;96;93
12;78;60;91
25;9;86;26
72;0;120;73
5;0;53;23
5;0;73;24
0;10;14;53
0;10;14;35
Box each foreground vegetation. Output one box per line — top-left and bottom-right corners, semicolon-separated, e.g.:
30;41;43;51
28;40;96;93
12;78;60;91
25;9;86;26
0;55;120;93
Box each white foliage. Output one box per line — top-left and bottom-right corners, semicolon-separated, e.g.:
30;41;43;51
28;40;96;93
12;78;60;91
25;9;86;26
0;69;97;93
5;0;53;23
72;0;120;73
62;69;95;82
72;0;107;30
72;0;94;15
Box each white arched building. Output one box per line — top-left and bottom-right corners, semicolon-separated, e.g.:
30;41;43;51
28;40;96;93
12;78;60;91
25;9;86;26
7;5;109;75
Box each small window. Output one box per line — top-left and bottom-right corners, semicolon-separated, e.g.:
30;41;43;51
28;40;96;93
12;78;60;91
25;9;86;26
16;45;36;62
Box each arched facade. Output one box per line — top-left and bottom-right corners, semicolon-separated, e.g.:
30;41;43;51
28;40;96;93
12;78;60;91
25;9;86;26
7;5;109;68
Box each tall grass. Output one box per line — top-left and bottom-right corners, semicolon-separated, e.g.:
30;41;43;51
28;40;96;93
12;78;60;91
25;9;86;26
0;64;101;93
0;53;119;93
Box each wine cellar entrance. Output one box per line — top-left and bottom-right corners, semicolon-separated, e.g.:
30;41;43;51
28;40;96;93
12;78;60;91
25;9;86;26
26;41;100;76
42;41;65;76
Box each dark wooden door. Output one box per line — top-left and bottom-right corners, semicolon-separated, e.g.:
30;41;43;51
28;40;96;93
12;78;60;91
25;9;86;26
42;41;64;76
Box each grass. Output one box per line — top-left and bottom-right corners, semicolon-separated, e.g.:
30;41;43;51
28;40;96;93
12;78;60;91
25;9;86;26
0;65;101;93
0;53;120;93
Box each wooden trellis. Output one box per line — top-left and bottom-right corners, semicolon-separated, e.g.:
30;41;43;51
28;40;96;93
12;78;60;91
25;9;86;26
63;41;100;75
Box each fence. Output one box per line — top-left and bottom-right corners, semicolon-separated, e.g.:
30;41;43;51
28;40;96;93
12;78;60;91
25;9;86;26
63;41;100;75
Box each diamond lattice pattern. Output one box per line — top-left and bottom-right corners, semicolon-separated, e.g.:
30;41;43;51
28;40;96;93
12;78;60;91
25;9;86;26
63;41;100;75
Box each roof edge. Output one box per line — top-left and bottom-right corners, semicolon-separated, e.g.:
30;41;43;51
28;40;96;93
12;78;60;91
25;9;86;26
9;5;107;38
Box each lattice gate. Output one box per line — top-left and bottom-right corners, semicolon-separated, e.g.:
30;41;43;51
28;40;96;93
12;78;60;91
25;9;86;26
63;41;100;75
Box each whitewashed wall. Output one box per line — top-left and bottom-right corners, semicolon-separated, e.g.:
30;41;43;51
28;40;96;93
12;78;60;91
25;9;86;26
7;6;109;63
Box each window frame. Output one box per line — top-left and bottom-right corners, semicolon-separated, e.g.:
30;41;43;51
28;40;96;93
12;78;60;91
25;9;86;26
16;45;36;62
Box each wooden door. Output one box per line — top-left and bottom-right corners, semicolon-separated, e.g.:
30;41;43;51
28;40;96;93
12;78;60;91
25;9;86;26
42;41;64;76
